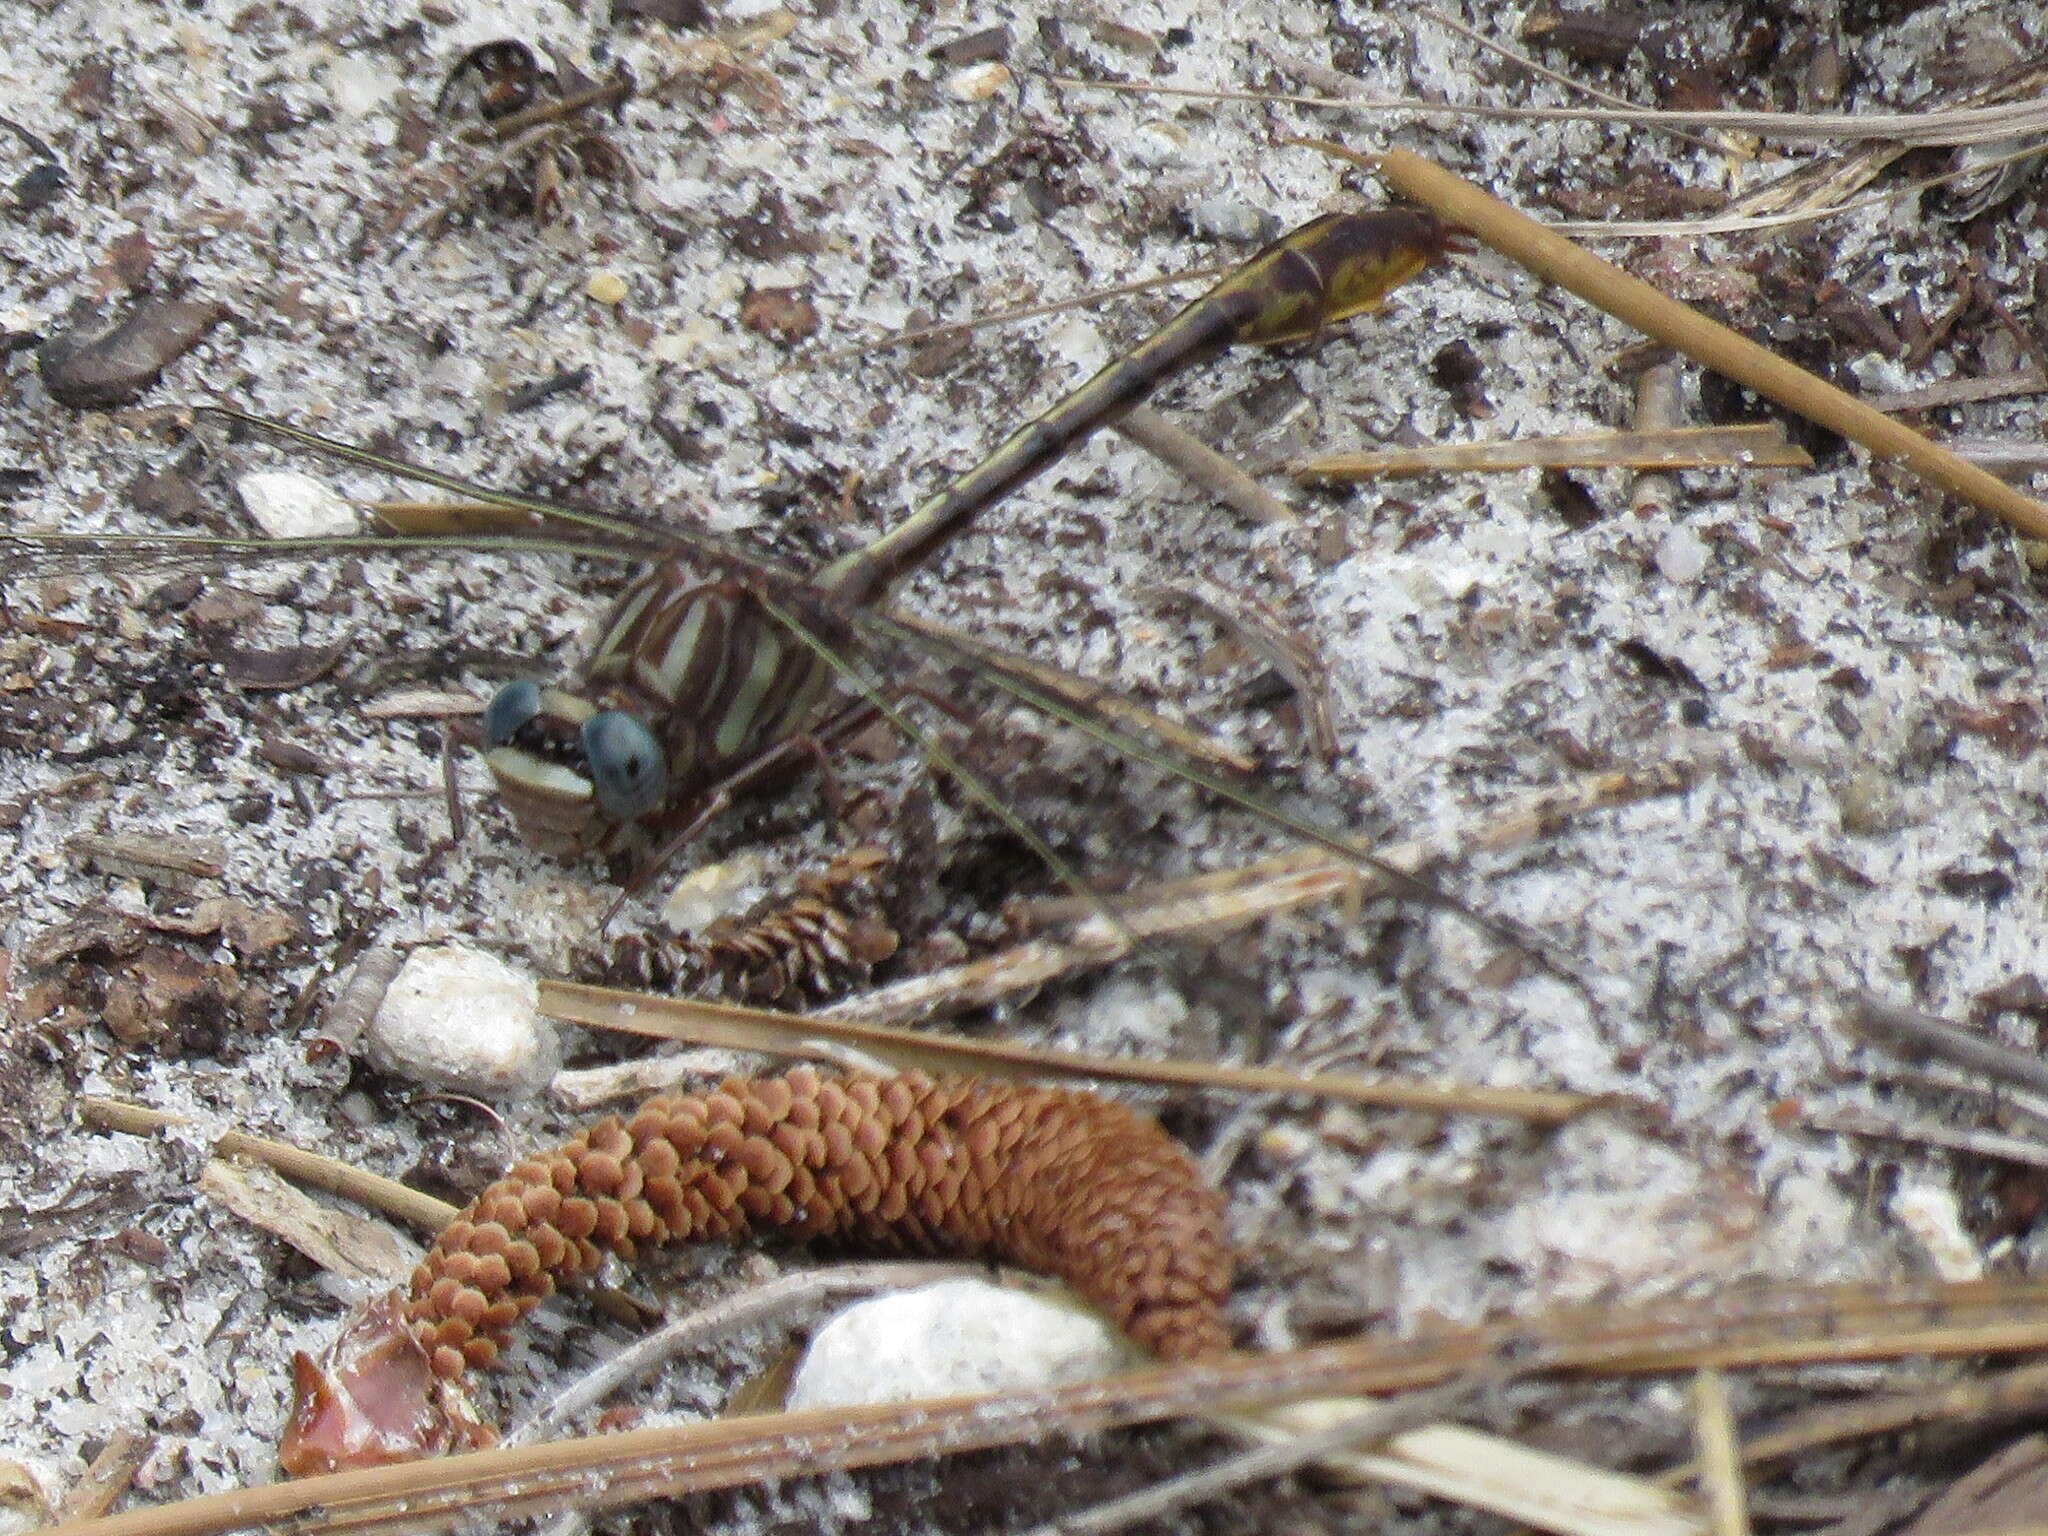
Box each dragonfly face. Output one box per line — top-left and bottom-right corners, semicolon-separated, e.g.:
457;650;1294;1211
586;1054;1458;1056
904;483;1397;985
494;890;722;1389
482;678;668;856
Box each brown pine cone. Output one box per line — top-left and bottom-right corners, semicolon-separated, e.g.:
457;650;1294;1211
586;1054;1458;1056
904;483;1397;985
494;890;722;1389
281;1068;1231;1474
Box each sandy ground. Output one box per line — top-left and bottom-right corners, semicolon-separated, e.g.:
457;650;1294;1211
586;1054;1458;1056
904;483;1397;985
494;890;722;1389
2;0;2047;1530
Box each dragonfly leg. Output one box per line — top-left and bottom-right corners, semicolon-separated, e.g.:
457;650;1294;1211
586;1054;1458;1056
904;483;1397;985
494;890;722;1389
893;681;977;729
733;699;895;828
786;729;851;823
601;700;893;928
602;786;736;930
438;727;467;848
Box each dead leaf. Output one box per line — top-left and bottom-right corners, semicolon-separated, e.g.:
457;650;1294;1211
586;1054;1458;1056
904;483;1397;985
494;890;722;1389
739;286;820;345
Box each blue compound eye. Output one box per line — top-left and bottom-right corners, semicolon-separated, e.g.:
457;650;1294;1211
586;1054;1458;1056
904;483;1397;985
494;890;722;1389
581;710;667;821
483;679;544;748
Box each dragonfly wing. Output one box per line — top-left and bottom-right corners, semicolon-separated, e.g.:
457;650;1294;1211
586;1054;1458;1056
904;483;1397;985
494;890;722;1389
198;405;808;583
4;406;810;586
877;607;1259;777
0;527;652;573
858;605;1550;960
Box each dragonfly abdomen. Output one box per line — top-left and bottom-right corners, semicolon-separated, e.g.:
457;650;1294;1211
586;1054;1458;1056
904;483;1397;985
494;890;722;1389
821;206;1457;607
1218;207;1459;346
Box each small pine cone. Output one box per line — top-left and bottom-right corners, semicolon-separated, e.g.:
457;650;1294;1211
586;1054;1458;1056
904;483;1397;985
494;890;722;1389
598;844;900;1001
596;930;677;992
798;842;893;900
698;897;900;1001
405;1069;1231;1380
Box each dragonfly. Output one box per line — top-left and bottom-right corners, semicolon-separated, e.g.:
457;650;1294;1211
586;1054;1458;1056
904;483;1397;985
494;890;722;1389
13;206;1532;951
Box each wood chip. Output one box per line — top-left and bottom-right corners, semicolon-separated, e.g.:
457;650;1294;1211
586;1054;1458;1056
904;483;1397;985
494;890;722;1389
38;296;224;408
200;1158;418;1284
1292;425;1812;480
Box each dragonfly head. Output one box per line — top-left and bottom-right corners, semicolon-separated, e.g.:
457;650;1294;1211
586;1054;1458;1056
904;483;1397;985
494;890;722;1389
482;679;668;856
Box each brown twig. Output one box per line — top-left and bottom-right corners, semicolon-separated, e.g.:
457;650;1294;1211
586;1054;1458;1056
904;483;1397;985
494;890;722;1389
1545;140;2048;238
1665;1357;2048;1484
1021;1371;1511;1536
1800;1104;2048;1172
57;1427;157;1521
78;1097;456;1231
1051;75;2048;147
1229;761;1694;907
1859;1061;2048;1144
1114;404;1299;525
43;1276;2048;1536
812;758;1700;1028
1291;425;1811;480
465;79;631;142
313;945;407;1059
1721;58;2048;221
1843;994;2048;1097
1362;145;2048;541
1631;362;1685;516
1233;1407;1703;1531
541;975;1595;1125
1866;370;2048;414
1949;439;2048;476
66;832;225;880
1690;1368;1751;1536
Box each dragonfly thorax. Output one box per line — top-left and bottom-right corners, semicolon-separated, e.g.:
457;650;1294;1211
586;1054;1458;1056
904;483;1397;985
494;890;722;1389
480;571;842;861
483;678;667;857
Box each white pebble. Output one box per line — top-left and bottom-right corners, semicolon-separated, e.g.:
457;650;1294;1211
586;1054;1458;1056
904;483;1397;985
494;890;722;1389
946;61;1012;102
660;852;765;933
324;54;400;117
784;1278;1137;1410
1185;196;1275;245
1255;1122;1315;1164
1082;977;1187;1054
1654;524;1708;584
1124;119;1191;166
365;946;557;1100
424;352;485;399
1888;1180;1982;1282
1847;352;1911;394
236;469;357;539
